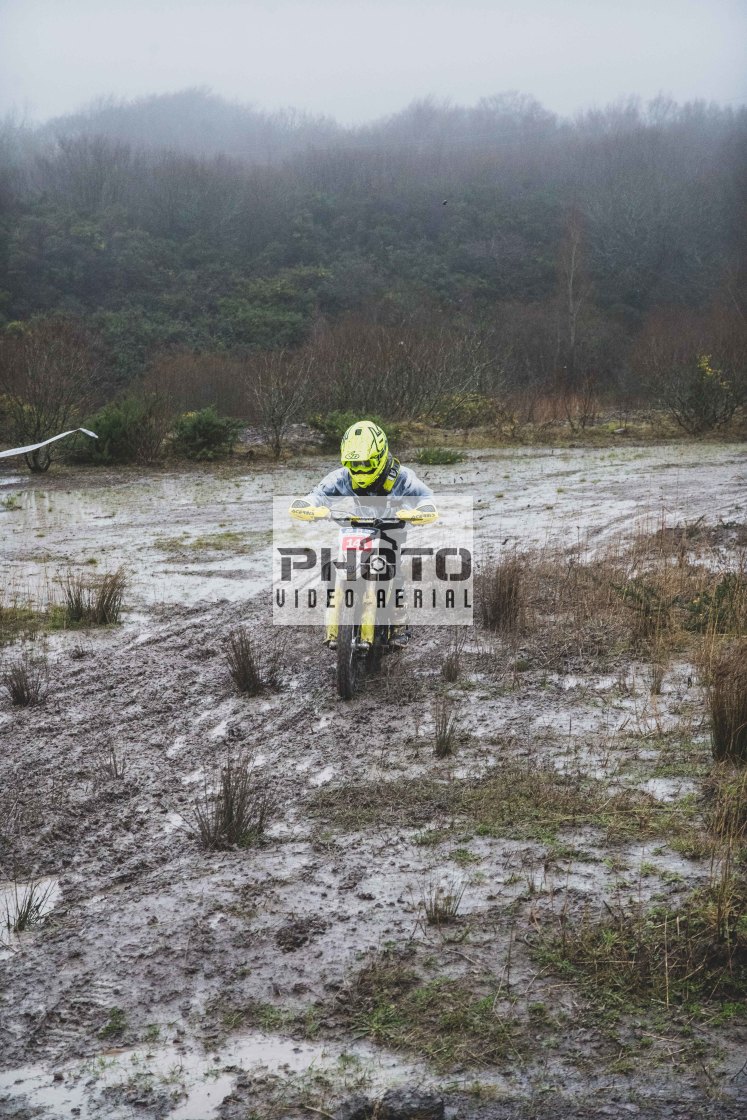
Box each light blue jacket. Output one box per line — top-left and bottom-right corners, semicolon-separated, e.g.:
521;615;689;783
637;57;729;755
306;465;433;507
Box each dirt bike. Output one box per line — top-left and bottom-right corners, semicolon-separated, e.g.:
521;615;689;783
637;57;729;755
328;510;408;700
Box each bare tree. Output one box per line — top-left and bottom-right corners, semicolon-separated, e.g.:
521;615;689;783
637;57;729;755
557;210;593;391
248;349;312;458
0;318;101;471
305;315;496;419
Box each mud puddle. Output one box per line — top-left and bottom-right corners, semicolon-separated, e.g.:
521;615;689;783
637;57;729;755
0;1033;427;1120
0;877;61;961
0;469;277;608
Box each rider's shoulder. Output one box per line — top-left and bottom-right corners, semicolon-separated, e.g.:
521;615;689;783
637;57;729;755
397;464;416;484
397;464;432;495
323;466;354;491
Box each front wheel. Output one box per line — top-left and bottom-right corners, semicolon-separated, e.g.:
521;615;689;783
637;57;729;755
337;622;357;700
366;626;386;674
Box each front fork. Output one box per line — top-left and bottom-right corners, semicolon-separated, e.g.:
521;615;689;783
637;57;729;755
325;580;377;645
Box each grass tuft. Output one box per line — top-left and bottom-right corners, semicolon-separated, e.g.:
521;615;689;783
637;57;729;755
536;881;747;1011
310;760;699;844
61;568;126;625
225;626;284;695
193;755;274;850
441;627;466;683
99;1007;127;1039
433;697;459;758
477;557;524;633
3;878;55;932
0;605;41;645
415;447;463;465
2;650;48;706
337;949;516;1069
102;746;127;780
422;876;466;926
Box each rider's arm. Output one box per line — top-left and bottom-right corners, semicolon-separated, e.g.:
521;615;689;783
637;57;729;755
306;467;354;505
391;467;437;523
289;467;353;520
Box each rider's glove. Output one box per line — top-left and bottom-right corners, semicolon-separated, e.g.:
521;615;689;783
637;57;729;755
395;502;439;526
289;499;331;522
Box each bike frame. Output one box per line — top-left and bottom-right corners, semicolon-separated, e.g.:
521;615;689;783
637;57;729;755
328;511;405;648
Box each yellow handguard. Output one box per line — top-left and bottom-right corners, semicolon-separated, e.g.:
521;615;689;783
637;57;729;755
289;499;331;522
396;502;439;527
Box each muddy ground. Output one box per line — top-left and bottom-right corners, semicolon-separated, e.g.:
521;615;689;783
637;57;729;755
1;443;746;1120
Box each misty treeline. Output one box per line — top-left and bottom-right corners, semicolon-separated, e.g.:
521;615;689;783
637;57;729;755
0;88;746;438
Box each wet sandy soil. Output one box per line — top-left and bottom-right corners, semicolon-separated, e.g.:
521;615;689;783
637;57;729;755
1;444;746;1118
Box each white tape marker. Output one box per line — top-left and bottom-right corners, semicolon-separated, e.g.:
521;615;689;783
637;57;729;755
0;428;98;460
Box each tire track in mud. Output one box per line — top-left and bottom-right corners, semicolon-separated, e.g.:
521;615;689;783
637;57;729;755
27;975;122;1062
0;594;364;1077
0;598;436;1095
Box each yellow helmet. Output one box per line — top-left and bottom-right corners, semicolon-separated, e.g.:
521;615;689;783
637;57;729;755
340;420;389;491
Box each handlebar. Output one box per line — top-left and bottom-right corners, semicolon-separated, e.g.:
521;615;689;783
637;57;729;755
329;511;405;529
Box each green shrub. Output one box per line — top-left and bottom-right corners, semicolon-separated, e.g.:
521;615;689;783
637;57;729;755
171;406;242;460
659;354;738;435
308;410;394;449
415;446;463;465
685;574;747;635
77;394;172;464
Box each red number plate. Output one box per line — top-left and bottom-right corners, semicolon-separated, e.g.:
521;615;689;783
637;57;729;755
341;534;373;552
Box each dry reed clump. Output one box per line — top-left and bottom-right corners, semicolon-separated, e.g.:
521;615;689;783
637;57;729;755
707;641;747;764
703;766;747;844
650;518;747;557
433;696;459;758
422;876;466;926
529;557;624;666
519;530;747;671
193;755;274;850
61;568;126;625
2;650;48;706
700;765;747;974
612;527;747;642
441;627;467;683
469;525;746;675
225;626;284;695
477;556;525;633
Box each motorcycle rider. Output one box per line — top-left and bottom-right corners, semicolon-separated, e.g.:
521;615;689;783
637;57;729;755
289;419;437;646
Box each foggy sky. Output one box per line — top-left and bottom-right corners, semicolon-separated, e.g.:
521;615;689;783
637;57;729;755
1;0;745;125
